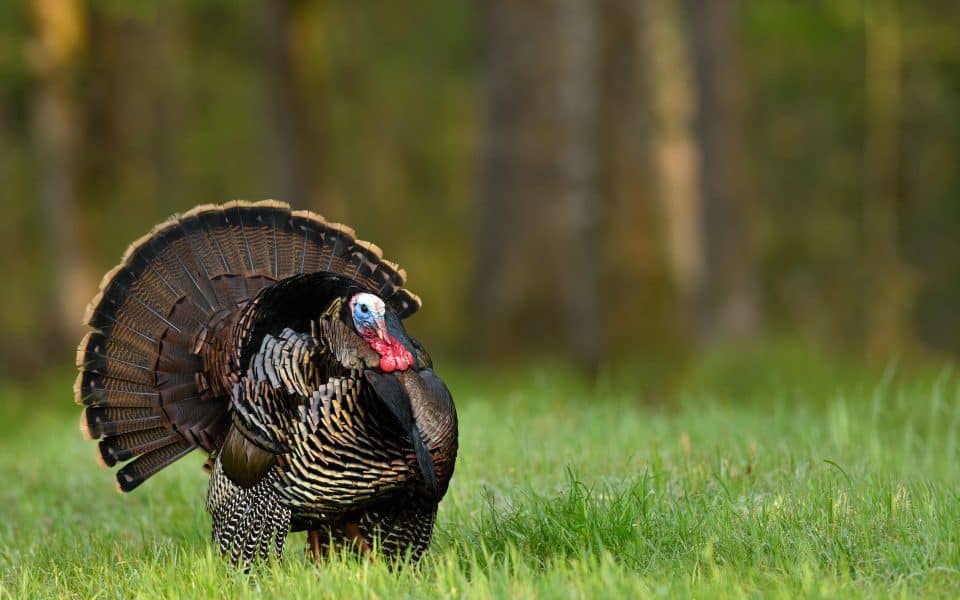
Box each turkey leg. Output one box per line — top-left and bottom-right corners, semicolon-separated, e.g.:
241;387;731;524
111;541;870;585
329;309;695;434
306;523;372;563
307;530;322;562
344;521;373;556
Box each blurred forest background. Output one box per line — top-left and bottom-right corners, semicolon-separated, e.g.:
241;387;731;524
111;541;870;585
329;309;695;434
1;0;959;380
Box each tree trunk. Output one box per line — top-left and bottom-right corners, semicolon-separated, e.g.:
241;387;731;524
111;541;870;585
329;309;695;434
864;0;910;357
153;8;187;207
83;10;161;222
261;0;313;206
597;0;669;354
640;0;703;339
475;0;554;354
476;0;604;369
556;0;602;371
684;0;760;344
28;0;91;343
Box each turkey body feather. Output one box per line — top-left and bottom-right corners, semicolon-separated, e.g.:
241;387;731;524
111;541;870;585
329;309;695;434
75;201;458;567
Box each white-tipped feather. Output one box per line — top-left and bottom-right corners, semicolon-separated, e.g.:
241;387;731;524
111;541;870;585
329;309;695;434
380;260;406;284
120;230;157;266
181;203;223;219
82;293;101;327
291;209;327;226
72;372;84;405
327;222;357;239
95;447;112;469
79;411;93;440
405;290;423;309
255;199;291;210
222;199;257;210
355;240;384;259
76;331;93;368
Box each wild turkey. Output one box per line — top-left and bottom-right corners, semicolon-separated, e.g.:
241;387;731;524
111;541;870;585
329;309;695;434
74;200;458;566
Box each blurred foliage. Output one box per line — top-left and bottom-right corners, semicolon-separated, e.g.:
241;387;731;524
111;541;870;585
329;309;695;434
2;0;960;379
742;0;960;353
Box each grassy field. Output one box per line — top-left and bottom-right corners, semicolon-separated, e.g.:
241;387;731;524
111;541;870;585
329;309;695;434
1;347;959;598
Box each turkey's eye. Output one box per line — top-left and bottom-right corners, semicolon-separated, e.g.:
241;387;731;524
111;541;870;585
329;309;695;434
360;304;369;314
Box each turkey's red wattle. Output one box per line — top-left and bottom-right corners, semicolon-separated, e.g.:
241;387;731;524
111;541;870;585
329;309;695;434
366;334;414;373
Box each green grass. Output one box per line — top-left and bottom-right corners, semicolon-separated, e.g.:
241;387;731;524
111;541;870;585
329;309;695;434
2;351;959;598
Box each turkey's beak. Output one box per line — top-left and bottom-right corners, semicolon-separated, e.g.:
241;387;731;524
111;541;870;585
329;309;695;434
375;317;388;341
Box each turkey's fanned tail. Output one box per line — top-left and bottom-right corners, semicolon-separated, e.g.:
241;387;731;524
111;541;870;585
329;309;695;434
76;200;421;492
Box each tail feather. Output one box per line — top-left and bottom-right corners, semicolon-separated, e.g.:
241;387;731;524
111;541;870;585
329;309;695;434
271;208;304;281
311;221;355;275
75;373;157;408
146;227;220;317
116;440;196;492
176;217;231;307
98;428;177;467
91;260;180;333
195;207;253;299
81;406;164;439
388;289;421;320
78;342;156;387
235;202;283;277
76;200;423;492
83;293;160;360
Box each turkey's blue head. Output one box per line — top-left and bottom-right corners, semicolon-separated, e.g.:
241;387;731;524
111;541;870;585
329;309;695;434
349;292;414;373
